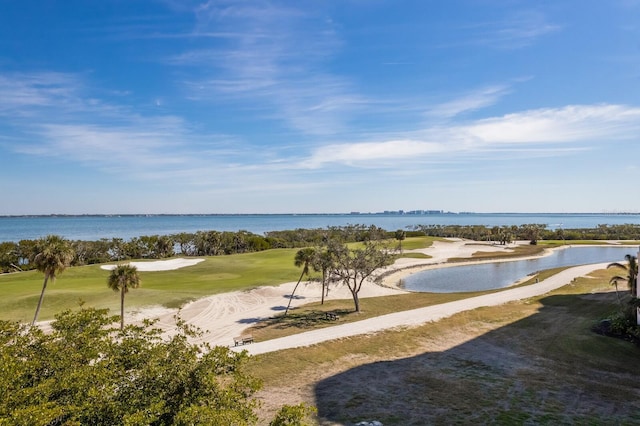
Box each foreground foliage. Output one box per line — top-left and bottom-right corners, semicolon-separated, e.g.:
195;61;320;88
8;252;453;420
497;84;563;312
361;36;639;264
0;308;309;425
600;254;640;342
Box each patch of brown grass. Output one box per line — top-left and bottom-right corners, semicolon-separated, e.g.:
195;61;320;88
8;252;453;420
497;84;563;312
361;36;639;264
246;292;485;342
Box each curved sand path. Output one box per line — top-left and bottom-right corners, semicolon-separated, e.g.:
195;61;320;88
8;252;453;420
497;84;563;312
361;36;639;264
231;262;609;355
129;240;588;350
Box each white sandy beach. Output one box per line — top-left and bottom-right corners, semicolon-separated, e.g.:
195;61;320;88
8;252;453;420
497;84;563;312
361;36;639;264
114;239;611;354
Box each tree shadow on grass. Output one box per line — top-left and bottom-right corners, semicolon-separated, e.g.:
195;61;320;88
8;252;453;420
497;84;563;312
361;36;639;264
247;309;352;332
284;294;306;300
314;292;640;425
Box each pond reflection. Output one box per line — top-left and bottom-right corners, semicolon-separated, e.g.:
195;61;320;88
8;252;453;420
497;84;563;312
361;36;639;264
402;246;638;293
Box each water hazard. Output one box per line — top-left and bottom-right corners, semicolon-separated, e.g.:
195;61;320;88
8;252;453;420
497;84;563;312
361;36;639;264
402;246;639;293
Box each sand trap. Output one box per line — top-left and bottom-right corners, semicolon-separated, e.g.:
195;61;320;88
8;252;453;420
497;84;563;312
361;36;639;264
100;258;204;272
129;240;538;348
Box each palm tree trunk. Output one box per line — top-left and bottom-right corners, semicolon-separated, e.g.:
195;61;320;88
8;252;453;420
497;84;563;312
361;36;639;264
320;269;326;305
32;275;50;325
284;270;306;316
614;282;622;308
120;287;125;330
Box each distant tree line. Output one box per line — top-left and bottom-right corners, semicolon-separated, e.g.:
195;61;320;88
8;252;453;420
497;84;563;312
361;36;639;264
2;223;639;274
414;223;640;244
0;225;399;274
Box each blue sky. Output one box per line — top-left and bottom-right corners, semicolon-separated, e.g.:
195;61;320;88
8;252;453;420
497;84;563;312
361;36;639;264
1;0;639;215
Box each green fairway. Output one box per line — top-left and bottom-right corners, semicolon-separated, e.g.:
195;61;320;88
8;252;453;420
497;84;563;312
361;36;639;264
0;236;441;323
0;248;307;323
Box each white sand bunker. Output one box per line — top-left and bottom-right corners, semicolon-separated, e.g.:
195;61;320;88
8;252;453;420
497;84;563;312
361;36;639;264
100;258;204;272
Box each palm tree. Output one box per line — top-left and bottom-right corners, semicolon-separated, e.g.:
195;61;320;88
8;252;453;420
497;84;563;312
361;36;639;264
608;254;639;325
31;235;75;325
394;229;406;253
607;254;638;297
107;263;141;330
284;248;316;316
609;276;624;308
312;249;334;305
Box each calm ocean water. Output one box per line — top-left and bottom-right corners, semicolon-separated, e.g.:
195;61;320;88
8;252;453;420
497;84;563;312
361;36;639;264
1;213;640;243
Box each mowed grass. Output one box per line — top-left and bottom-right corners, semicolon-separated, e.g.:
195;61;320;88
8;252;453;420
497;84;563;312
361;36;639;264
0;248;304;323
0;236;442;323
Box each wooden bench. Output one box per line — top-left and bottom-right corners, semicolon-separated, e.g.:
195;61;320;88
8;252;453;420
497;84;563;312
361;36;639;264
233;335;254;346
325;312;339;321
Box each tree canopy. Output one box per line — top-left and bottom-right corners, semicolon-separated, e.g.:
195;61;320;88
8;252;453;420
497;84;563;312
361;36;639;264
0;308;313;425
326;236;393;313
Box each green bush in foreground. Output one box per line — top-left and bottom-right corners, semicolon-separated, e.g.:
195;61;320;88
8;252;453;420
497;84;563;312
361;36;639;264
0;308;309;425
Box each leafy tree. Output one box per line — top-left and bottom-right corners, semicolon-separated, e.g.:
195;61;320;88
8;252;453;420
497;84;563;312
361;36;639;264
284;247;316;316
31;235;75;325
0;241;19;273
154;235;175;258
107;263;141;330
326;239;392;313
173;232;196;256
521;224;545;245
0;308;267;425
109;237;126;261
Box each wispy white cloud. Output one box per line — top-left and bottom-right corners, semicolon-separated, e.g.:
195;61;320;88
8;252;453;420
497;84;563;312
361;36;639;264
173;0;365;135
0;71;252;183
450;10;561;50
304;104;640;168
425;85;512;118
24;121;188;166
0;72;83;115
462;104;640;144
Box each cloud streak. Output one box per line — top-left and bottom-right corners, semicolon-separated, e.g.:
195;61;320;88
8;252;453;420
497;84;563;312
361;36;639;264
425;85;512;119
175;0;366;135
304;104;640;168
460;11;561;49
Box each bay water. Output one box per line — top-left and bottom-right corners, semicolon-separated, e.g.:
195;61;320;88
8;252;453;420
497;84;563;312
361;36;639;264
1;213;640;243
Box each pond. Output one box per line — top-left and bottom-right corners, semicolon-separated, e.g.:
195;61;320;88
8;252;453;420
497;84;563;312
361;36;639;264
401;246;639;293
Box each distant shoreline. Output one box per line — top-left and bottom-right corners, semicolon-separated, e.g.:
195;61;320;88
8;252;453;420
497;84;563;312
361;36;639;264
2;212;640;218
2;213;640;244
